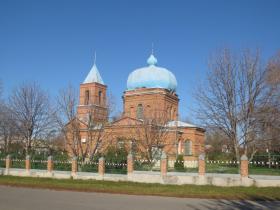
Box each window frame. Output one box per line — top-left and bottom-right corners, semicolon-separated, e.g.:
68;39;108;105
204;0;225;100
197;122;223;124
184;140;192;156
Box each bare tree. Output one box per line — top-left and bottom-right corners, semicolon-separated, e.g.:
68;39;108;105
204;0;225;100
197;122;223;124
0;104;16;154
55;85;82;158
195;49;269;161
256;51;280;160
55;85;114;161
83;106;111;160
0;81;17;154
131;110;170;164
8;83;53;155
205;129;234;160
80;90;116;160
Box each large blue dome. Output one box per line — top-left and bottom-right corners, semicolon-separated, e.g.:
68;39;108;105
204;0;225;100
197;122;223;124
127;54;177;91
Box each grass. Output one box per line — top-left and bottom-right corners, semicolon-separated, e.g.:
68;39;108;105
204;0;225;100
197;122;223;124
206;164;238;174
0;175;279;200
169;168;198;173
206;164;280;175
249;167;280;176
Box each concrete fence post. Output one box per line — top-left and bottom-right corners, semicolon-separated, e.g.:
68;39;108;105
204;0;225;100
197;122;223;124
5;155;11;175
198;153;205;176
127;153;133;175
240;154;249;178
160;152;168;177
71;156;78;176
47;156;53;173
25;155;31;171
98;157;105;177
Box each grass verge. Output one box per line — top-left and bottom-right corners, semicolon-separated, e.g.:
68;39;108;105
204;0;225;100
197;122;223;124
0;175;280;200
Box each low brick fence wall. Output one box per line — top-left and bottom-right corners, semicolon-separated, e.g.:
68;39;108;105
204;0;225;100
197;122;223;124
1;153;280;187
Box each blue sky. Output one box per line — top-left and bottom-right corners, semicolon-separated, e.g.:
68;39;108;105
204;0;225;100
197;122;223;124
0;0;280;120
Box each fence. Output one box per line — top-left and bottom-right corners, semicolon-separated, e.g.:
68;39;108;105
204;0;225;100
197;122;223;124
53;160;72;171
0;158;5;168
2;154;280;176
1;153;280;187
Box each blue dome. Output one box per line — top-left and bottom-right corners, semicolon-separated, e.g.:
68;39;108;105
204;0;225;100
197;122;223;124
127;54;177;91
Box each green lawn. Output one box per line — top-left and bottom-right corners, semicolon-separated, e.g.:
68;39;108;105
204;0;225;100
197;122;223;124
249;167;280;176
206;164;239;174
206;164;280;175
0;175;279;200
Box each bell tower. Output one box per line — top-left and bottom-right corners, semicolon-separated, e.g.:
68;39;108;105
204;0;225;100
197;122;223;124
77;57;107;122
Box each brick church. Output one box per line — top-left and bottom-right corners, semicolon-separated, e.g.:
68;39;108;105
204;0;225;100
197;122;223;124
72;52;205;162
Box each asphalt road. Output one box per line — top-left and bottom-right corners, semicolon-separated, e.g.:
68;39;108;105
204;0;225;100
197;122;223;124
0;185;279;210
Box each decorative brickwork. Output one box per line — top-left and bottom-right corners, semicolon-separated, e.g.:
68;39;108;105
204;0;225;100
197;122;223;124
127;153;133;174
160;152;168;176
71;156;78;174
66;61;206;161
77;82;107;122
123;88;179;121
98;157;105;176
198;154;205;176
240;155;248;177
5;155;11;170
47;156;53;173
25;155;31;171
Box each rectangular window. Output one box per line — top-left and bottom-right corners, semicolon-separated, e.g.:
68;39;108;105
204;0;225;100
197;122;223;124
137;104;143;119
184;141;192;156
84;90;90;105
98;91;102;105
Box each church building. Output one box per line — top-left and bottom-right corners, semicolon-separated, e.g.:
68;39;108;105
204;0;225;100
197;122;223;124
73;52;205;162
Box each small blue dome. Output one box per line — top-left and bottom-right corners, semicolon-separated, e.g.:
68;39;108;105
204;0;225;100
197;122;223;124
127;54;177;91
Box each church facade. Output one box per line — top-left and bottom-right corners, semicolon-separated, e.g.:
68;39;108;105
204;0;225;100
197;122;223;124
72;53;205;162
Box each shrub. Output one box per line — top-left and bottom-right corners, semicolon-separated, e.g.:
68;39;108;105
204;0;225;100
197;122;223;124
104;146;128;174
174;155;185;171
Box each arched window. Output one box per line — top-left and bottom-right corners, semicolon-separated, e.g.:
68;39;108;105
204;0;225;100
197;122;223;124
184;140;192;156
173;109;177;120
98;91;102;105
130;106;134;117
84;90;90;105
136;104;143;119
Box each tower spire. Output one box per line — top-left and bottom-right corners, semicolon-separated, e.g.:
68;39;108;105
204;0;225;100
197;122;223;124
94;51;97;65
147;43;157;66
83;52;104;84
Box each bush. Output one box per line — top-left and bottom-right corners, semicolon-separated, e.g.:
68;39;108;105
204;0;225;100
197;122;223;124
79;162;98;172
105;146;127;163
104;146;128;174
0;159;5;168
53;161;72;171
174;155;185;171
134;161;155;171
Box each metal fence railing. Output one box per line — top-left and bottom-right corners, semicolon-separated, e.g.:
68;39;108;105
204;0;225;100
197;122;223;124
134;160;158;171
0;158;5;168
105;162;127;174
1;157;279;176
11;159;25;169
169;160;198;173
206;160;239;174
205;160;280;175
53;160;72;171
78;161;98;173
31;160;47;170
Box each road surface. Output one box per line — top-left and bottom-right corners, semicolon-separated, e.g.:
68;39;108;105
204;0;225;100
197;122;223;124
0;185;279;210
